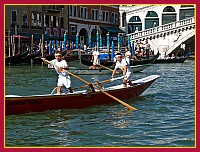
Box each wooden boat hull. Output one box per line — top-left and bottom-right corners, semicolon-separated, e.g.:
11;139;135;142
47;64;152;75
130;52;159;65
5;75;159;115
32;54;55;64
153;57;187;63
64;49;80;62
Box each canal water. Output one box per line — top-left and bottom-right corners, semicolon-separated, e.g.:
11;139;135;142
5;60;195;147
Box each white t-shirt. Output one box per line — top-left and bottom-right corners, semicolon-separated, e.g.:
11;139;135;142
115;58;132;73
51;59;69;77
115;58;133;81
92;51;100;65
125;51;131;57
125;51;132;65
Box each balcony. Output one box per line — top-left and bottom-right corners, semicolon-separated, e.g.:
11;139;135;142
42;5;63;12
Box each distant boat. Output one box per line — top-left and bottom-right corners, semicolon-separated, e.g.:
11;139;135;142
130;52;159;65
153;57;187;64
80;52;159;67
64;49;80;62
32;53;55;64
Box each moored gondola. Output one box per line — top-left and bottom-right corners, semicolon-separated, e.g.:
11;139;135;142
153;57;187;64
21;50;41;64
5;51;29;65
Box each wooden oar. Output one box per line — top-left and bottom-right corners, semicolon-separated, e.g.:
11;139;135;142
67;73;137;111
42;59;137;111
100;64;120;74
98;89;137;111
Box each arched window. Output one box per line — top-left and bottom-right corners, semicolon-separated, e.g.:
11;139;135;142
122;12;126;27
129;16;141;22
128;16;142;34
145;11;159;29
163;6;176;12
180;5;194;20
79;28;88;46
162;6;176;25
146;11;158;17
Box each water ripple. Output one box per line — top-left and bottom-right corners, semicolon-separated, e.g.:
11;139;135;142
5;61;195;147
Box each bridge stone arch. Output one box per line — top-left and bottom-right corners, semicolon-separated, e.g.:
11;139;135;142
166;28;195;55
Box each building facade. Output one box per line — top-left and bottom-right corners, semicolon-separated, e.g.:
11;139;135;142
68;5;124;48
5;5;69;41
5;5;123;50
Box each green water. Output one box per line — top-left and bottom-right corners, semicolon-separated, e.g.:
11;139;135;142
5;60;195;147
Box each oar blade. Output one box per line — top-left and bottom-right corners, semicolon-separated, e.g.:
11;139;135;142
99;89;138;111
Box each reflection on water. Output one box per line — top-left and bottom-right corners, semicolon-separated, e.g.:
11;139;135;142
5;60;195;147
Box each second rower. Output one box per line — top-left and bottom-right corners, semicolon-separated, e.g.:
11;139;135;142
111;53;133;87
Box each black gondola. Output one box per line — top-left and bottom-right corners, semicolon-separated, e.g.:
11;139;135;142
5;51;29;65
80;52;159;67
152;57;187;64
21;50;41;64
32;50;67;64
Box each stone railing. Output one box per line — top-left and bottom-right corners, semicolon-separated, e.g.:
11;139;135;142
129;17;195;42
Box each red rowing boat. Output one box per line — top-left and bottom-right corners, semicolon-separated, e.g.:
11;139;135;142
5;75;159;115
